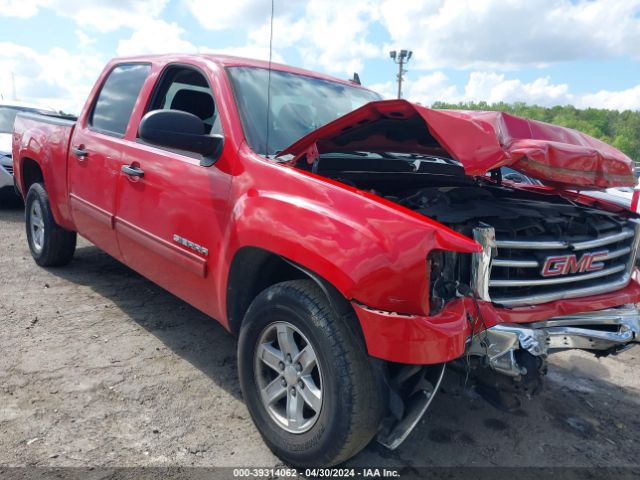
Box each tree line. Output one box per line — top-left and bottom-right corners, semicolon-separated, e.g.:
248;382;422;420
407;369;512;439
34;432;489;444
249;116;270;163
432;101;640;162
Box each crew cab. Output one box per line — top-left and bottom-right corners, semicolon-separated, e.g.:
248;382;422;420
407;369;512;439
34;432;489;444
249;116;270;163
12;54;640;466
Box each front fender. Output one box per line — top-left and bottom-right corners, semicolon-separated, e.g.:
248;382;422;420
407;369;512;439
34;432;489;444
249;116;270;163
228;161;480;315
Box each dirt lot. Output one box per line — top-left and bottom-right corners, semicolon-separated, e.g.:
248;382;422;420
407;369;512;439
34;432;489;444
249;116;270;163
1;198;640;472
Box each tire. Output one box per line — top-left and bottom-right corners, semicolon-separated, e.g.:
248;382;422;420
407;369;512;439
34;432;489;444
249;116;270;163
25;183;76;267
238;280;384;467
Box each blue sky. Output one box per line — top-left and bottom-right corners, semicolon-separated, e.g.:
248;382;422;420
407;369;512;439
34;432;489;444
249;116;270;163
1;0;640;114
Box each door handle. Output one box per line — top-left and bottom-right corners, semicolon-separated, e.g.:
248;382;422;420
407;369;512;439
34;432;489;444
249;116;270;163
71;146;88;159
121;164;144;178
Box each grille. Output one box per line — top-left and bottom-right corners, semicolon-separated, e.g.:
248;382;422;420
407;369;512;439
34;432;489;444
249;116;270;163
473;217;640;307
2;164;13;175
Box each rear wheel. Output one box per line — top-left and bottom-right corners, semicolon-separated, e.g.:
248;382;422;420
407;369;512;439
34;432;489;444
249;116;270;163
25;183;76;266
238;280;384;466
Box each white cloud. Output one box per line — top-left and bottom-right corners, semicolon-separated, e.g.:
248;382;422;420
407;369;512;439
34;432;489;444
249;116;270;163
191;0;382;76
577;86;640;111
404;71;460;105
184;0;271;30
290;0;382;75
117;19;197;56
185;0;640;77
379;0;640;70
0;42;104;113
185;0;284;30
463;72;570;105
369;72;460;105
0;0;40;18
385;71;640;111
75;29;96;48
0;0;170;33
70;0;169;33
6;0;640;75
367;80;395;100
2;0;640;114
116;18;286;62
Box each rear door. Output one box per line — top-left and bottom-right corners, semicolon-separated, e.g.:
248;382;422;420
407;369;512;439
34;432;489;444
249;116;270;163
68;63;150;258
114;64;232;318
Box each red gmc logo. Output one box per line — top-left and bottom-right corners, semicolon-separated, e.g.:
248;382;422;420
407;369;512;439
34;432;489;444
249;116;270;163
541;251;608;277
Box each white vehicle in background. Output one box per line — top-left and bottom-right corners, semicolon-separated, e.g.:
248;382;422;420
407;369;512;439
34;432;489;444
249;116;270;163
1;101;55;198
583;176;640;209
501;167;640;210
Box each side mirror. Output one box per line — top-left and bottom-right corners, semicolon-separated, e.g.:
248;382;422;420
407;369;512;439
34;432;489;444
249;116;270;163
138;109;223;164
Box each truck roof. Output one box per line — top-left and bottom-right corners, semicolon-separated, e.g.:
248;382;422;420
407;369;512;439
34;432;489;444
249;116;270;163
110;53;370;90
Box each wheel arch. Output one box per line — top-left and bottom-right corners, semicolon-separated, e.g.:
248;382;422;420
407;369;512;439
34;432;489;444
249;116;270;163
17;155;74;230
226;246;362;343
19;157;44;198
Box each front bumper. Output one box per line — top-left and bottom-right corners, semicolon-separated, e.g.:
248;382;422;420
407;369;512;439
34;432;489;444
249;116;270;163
468;304;640;377
353;272;640;364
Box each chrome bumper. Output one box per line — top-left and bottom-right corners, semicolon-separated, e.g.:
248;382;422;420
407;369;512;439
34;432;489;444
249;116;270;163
468;304;640;377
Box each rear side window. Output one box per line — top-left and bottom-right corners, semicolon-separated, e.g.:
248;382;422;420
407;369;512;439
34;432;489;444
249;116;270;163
90;64;150;136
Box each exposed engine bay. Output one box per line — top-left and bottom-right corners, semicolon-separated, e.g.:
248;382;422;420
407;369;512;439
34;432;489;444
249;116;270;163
301;152;635;309
389;184;633;310
302;152;635;301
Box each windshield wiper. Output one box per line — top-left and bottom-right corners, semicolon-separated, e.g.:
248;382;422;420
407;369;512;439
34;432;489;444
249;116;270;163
318;151;372;157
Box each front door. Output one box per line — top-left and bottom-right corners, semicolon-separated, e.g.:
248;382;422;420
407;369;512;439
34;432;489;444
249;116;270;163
114;65;232;318
68;63;150;258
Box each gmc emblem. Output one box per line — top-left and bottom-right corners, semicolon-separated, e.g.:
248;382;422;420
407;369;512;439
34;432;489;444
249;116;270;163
541;251;608;277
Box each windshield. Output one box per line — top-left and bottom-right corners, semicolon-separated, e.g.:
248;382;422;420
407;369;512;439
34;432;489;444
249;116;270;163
226;66;381;156
0;106;48;133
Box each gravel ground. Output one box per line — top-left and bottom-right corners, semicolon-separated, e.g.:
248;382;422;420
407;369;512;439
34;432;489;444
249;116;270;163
1;197;639;472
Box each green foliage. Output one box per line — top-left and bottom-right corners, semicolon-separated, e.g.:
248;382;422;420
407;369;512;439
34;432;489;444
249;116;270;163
431;101;640;162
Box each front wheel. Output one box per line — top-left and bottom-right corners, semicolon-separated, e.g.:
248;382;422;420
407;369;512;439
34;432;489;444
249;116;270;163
238;280;384;466
25;183;76;267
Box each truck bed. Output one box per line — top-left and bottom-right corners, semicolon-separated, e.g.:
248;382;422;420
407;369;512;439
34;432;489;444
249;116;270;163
17;110;77;126
12;112;77;228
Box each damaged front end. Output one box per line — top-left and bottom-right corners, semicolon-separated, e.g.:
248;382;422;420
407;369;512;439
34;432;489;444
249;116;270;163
463;304;640;409
310;172;640;447
373;185;640;437
468;304;640;376
279;98;640;447
460;215;640;406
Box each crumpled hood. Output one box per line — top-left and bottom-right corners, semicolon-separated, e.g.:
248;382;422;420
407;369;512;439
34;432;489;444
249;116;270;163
278;99;635;189
0;133;12;156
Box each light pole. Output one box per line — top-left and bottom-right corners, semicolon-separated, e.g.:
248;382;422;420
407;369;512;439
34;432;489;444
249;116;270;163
389;50;412;99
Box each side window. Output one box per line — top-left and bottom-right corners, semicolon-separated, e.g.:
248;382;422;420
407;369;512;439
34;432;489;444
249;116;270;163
90;64;150;136
145;66;221;136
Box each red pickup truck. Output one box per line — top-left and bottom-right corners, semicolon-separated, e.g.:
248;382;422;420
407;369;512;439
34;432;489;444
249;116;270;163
12;54;640;466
